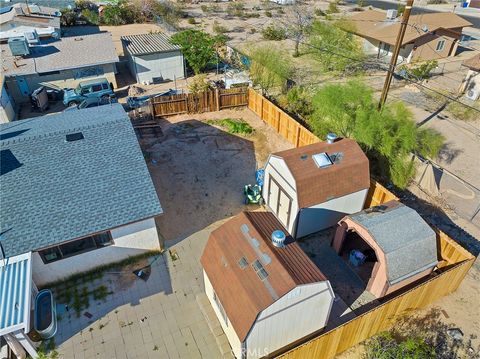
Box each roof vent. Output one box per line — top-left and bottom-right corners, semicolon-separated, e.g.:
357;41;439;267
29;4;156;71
65;132;84;142
326;133;337;144
8;37;30;56
271;230;286;248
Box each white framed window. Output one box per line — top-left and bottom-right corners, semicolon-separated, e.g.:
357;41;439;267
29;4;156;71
436;39;446;52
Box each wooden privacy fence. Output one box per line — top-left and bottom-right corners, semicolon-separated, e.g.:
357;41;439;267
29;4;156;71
244;88;475;359
151;87;248;117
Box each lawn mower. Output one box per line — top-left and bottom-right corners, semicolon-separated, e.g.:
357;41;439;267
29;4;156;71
244;169;265;205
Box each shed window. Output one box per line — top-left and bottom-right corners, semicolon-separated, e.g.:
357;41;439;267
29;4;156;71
436;39;446;52
252;260;269;280
39;231;113;264
238;256;249;269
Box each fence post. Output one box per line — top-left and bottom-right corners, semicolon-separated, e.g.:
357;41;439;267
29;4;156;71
215;88;220;111
149;99;155;119
295;126;301;147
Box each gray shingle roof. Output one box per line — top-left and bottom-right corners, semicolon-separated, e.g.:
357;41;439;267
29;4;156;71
1;32;118;76
347;201;437;284
121;33;180;56
0;104;163;258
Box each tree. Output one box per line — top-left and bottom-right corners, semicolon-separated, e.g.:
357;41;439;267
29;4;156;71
308;19;365;73
308;81;444;188
281;3;313;57
249;45;293;95
171;30;222;74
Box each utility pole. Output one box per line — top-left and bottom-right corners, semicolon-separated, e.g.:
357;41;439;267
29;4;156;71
378;0;414;110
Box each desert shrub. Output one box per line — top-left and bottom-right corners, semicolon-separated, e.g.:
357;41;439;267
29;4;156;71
227;1;245;17
399;60;438;80
249;45;293;95
277;8;284;14
327;2;339;13
308;81;444;188
151;0;185;29
201;4;208;12
188;74;210;95
315;8;326;16
261;24;287;40
250;28;257;34
265;10;272;17
75;0;95;10
357;0;366;6
427;0;447;4
364;332;435;359
213;20;228;34
100;1;138;25
446;100;480;122
187;17;196;24
397;3;405;15
81;8;99;25
281;86;314;118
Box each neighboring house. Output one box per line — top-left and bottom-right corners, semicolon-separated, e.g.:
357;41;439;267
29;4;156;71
1;32;118;102
201;211;335;359
0;3;61;41
460;53;480;100
121;33;185;84
348;10;472;63
0;104;163;288
0;74;16;123
332;201;438;298
262;136;370;239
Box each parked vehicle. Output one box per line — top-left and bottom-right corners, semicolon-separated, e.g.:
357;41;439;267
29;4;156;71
63;95;117;112
63;78;114;107
126;89;177;110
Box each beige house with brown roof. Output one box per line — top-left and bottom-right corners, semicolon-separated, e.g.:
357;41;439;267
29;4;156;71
262;137;370;238
201;211;335;359
348;10;472;64
460;53;480;100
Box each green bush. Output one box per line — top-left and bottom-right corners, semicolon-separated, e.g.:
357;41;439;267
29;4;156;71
60;8;76;26
81;8;99;25
400;60;438;80
281;86;314;118
211;119;254;135
327;2;339;13
364;332;435;359
187;17;196;25
261;24;287;41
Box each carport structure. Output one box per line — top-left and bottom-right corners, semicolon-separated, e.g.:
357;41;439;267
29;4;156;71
0;251;38;358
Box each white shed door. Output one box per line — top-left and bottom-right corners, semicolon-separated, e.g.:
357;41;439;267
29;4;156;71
278;190;291;226
268;179;279;214
268;178;291;228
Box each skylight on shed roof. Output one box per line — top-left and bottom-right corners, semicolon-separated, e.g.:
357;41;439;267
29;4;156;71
312;152;333;168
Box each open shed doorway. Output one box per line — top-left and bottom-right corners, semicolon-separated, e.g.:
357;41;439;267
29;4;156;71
339;230;378;285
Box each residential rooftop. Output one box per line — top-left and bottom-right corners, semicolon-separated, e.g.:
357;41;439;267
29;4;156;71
463;53;480;71
1;32;118;76
348;10;472;46
0;104;163;258
0;3;60;28
201;211;328;341
121;33;181;56
271;138;370;208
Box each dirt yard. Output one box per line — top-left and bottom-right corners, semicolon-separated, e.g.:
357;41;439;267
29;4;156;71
137;108;291;243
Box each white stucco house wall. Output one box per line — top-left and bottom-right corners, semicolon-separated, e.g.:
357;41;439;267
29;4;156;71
262;137;370;239
122;33;185;85
201;211;335;358
0;104;163;287
460;53;480;100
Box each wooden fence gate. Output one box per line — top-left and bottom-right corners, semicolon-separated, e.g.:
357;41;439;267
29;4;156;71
151;87;249;117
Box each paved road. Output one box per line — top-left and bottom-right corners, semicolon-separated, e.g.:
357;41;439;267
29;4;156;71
346;0;480;28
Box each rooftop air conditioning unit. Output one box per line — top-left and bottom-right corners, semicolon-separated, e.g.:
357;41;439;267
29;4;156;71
24;29;39;45
8;36;30;56
386;9;398;20
466;89;479;101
